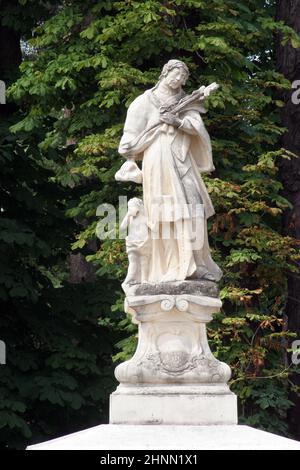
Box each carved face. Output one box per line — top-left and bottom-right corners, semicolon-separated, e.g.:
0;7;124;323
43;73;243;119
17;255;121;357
165;67;188;90
128;198;141;216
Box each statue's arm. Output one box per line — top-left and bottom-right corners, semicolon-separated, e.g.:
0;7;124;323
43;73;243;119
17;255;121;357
118;95;148;157
159;110;208;136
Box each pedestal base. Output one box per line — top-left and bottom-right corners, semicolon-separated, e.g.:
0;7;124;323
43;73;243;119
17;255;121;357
111;292;238;425
110;384;237;425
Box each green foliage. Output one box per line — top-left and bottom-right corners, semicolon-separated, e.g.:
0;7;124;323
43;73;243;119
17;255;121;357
0;103;124;448
0;0;125;450
2;0;300;446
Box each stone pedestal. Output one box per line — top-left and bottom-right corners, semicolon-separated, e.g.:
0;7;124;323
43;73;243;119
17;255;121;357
110;283;237;425
110;385;237;425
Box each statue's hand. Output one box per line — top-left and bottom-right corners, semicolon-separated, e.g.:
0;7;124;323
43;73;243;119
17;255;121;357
160;112;182;128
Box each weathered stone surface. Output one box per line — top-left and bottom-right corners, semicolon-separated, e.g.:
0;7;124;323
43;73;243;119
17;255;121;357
110;387;237;425
114;294;228;388
126;280;219;298
110;293;236;424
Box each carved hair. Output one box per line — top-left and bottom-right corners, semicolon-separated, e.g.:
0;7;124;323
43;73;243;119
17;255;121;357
128;197;143;210
120;198;144;231
158;59;189;82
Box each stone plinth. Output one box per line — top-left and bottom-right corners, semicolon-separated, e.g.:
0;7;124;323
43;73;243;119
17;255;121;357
110;288;237;425
110;384;237;425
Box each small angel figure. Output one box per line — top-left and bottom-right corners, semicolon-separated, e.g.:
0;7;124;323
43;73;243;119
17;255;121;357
120;198;150;289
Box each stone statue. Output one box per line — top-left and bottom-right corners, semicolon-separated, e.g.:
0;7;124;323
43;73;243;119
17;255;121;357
110;60;237;426
117;59;222;290
120;197;150;287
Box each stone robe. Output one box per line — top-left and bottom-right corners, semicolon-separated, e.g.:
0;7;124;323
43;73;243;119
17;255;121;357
119;88;222;283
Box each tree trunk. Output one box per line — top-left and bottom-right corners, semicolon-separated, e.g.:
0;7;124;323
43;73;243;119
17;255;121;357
276;0;300;440
0;26;22;76
0;23;22;117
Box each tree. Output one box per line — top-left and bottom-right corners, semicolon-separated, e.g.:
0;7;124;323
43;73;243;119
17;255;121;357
276;0;300;440
0;0;121;449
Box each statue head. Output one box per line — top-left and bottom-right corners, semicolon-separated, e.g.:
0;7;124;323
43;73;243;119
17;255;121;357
120;198;145;231
126;197;144;218
158;59;189;90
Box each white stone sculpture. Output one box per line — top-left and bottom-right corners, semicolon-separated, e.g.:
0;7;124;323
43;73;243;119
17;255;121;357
117;59;222;286
111;59;237;425
115;158;143;184
120;198;150;287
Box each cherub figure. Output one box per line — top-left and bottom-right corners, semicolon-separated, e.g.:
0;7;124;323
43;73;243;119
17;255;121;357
121;198;150;289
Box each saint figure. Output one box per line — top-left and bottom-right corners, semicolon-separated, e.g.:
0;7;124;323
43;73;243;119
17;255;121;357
118;59;222;284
